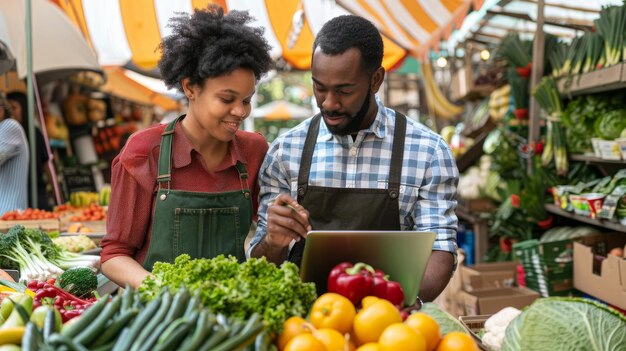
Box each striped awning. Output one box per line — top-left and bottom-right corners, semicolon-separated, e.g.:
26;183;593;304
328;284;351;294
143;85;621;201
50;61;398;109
51;0;485;72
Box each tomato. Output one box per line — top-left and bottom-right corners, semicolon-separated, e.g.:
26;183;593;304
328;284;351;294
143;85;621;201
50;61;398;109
356;343;380;351
313;328;355;351
353;298;402;344
277;316;313;351
378;323;426;351
435;332;479;351
309;293;356;334
284;334;327;351
404;312;440;351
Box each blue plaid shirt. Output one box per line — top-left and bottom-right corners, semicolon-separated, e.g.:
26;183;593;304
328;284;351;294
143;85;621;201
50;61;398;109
249;98;458;257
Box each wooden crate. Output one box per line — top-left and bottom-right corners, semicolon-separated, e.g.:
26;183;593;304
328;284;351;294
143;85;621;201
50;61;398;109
0;219;61;233
458;314;491;351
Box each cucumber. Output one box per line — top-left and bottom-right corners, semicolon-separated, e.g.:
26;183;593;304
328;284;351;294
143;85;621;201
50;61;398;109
178;310;216;351
111;294;162;351
254;330;273;351
43;309;57;342
48;333;90;351
153;320;194;351
60;295;109;338
91;340;116;351
120;285;134;311
21;322;41;351
90;308;138;348
197;326;229;351
182;294;201;317
129;290;172;351
213;313;265;351
75;295;122;346
163;286;190;322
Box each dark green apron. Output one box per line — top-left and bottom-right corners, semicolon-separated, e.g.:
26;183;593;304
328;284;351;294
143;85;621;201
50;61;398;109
142;116;252;270
288;112;407;266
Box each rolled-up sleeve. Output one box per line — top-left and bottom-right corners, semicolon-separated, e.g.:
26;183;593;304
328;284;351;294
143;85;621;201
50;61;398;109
416;139;458;255
100;155;154;263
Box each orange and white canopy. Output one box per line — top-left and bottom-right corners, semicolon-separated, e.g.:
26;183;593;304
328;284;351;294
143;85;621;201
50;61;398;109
51;0;485;71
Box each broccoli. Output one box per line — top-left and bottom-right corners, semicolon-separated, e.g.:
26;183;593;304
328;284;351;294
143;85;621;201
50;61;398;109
57;267;97;298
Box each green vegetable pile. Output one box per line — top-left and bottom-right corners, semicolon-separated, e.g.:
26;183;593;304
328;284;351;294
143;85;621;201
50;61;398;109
138;254;317;333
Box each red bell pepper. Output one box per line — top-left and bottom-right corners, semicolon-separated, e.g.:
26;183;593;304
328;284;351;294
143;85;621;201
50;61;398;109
371;269;405;308
327;262;374;305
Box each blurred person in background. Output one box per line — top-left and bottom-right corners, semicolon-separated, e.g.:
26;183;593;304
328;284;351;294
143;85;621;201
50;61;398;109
7;91;52;210
0;93;29;215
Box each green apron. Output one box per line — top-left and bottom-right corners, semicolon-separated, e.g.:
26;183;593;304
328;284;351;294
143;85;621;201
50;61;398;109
142;116;252;270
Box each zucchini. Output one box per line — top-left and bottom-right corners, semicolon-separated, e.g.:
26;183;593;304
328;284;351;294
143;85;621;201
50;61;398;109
129;290;172;351
178;310;215;351
21;322;41;351
111;294;162;351
75;295;122;346
60;295;110;338
90;309;138;348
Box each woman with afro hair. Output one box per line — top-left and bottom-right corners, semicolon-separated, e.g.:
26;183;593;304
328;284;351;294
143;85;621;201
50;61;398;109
101;4;273;287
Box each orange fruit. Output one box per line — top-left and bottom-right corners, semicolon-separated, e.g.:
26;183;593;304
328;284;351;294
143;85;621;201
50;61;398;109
378;323;427;351
309;293;356;334
277;316;313;350
284;333;327;351
313;328;353;351
353;298;402;344
404;312;441;351
435;332;479;351
356;343;381;351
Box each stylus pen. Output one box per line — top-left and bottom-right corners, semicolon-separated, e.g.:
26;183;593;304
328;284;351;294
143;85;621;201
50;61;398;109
267;198;298;211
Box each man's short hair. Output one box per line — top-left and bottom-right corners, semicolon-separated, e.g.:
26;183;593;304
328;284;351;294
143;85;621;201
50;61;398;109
313;15;383;73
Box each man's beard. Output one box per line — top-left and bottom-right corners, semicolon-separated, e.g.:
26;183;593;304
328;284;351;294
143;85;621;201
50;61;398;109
322;86;371;136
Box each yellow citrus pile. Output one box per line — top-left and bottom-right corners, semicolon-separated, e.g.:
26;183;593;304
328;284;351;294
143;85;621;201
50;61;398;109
277;293;480;351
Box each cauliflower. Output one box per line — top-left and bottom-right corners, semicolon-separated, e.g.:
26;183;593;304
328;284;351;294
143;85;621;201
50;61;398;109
53;235;97;253
482;307;521;351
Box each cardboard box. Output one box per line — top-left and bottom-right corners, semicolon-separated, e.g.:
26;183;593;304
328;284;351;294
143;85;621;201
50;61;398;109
461;262;517;291
458;287;540;316
573;234;626;310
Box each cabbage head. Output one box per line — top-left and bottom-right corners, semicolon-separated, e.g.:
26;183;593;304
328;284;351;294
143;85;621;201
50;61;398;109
502;297;626;351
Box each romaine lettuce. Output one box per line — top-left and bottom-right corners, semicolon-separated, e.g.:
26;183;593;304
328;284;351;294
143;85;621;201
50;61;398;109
502;297;626;351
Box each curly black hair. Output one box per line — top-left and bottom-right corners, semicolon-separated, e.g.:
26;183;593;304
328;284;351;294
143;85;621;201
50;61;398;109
313;15;383;73
158;5;273;93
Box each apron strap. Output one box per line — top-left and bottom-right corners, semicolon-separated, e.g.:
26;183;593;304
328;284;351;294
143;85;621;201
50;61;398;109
297;111;407;200
297;114;321;201
234;161;251;198
388;111;407;199
156;115;184;189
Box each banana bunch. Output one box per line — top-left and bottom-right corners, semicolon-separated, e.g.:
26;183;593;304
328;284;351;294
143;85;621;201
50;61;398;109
99;186;111;206
422;62;464;120
489;84;511;121
69;192;99;208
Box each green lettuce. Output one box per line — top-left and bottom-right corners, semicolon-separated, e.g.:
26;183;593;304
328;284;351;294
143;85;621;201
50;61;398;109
595;109;626;140
138;254;317;333
502;297;626;351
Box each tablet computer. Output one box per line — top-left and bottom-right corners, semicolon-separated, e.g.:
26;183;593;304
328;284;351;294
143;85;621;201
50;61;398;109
299;230;436;307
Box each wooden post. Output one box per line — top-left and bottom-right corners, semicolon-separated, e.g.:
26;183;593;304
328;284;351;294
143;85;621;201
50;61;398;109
528;0;545;171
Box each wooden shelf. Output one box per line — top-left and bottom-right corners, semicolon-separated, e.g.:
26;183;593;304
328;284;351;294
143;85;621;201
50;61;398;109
545;204;626;233
569;154;625;164
558;63;626;98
